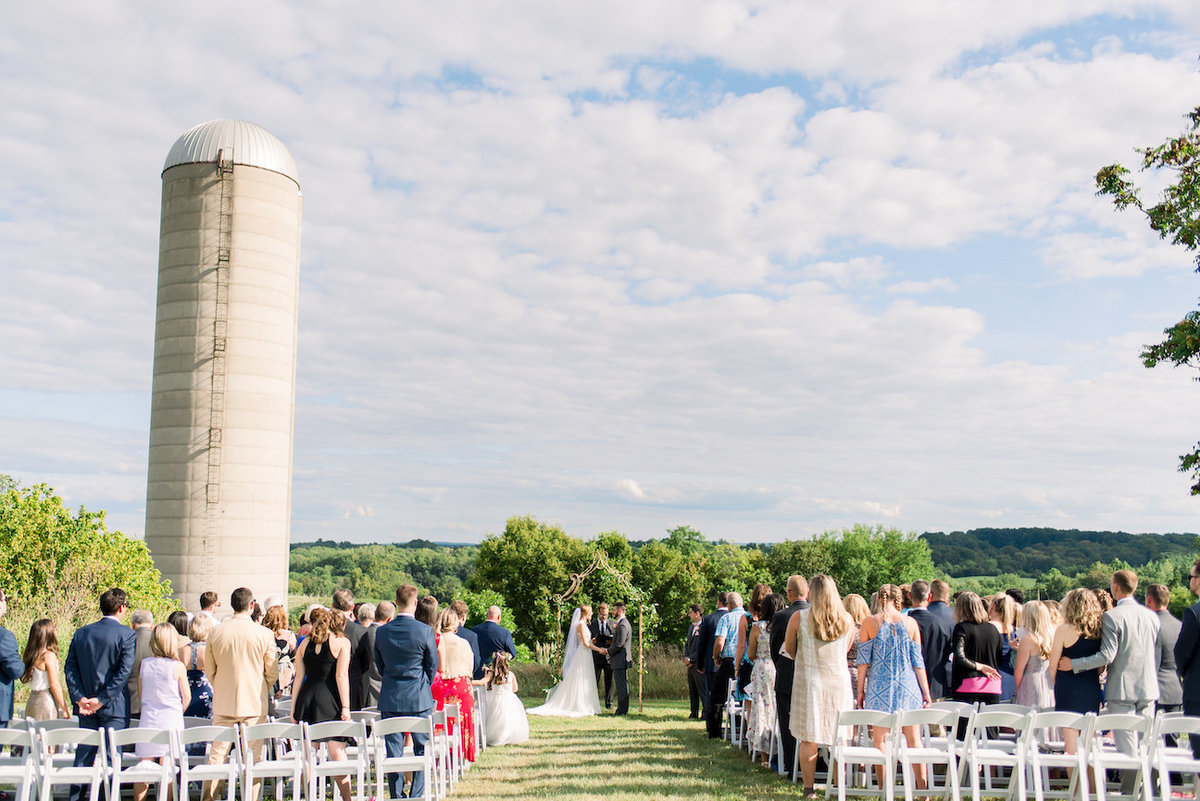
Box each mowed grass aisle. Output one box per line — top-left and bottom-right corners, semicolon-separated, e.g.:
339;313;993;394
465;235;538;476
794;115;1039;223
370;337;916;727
454;700;799;801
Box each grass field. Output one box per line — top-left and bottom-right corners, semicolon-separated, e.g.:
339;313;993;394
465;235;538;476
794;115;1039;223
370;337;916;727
454;699;799;801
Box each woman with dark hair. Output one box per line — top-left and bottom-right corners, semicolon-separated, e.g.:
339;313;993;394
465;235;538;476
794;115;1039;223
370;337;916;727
22;619;69;720
735;583;771;706
746;592;784;765
480;653;528;745
415;596;443;706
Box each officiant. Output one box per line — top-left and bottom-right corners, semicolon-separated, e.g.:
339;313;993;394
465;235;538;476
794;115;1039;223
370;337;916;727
589;603;615;709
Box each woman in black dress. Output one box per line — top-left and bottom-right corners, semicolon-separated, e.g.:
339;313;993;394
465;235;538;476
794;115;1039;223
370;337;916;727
291;608;353;801
1048;588;1103;759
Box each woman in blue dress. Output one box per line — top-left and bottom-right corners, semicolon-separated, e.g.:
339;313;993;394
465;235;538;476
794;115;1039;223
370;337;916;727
1049;588;1103;759
857;584;933;791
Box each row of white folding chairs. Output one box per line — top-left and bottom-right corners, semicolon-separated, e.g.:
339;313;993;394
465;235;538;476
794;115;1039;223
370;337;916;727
347;704;469;801
826;703;1200;801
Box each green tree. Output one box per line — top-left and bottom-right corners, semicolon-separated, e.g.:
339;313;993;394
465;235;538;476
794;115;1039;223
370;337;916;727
470;515;588;648
632;540;706;644
1097;104;1200;493
0;475;174;644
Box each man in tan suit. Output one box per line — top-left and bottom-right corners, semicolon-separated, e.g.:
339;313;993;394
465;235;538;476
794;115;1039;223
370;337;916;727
203;587;278;801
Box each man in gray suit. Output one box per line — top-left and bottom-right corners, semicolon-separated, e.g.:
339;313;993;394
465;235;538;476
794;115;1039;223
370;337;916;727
1060;569;1159;778
1146;583;1183;714
126;610;154;719
605;602;633;715
355;601;394;708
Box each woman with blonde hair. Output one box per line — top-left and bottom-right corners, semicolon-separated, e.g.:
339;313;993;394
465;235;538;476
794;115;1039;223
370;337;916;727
785;576;856;798
1049;588;1103;758
21;619;70;720
1013;601;1054;710
856;584;932;792
291;608;354;801
842;594;870;697
134;623;190;801
436;607;477;762
989;593;1020;701
181;614;213;719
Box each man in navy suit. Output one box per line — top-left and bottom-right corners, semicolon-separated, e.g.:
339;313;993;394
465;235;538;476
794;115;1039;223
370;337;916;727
1175;560;1200;755
450;601;481;677
696;591;728;727
375;584;438;799
65;587;136;801
0;590;26;730
471;606;516;680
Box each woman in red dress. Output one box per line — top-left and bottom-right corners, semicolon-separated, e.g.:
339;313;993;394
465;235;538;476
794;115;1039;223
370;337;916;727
436;608;477;762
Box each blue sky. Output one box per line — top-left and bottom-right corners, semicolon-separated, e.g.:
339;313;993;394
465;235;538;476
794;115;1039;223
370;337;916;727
2;1;1200;544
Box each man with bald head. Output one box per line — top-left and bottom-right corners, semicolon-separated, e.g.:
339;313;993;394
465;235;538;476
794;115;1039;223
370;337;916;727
471;605;516;680
772;575;809;775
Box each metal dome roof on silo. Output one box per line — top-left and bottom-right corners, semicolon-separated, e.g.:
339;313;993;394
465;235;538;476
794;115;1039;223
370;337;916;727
163;120;299;184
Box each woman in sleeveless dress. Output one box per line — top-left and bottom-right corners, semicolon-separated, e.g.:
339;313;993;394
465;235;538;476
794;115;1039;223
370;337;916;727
1013;601;1055;710
181;614;214;719
990;594;1019;701
786;577;856;798
291;608;353;801
529;606;603;717
135;624;190;801
436;608;477;762
745;593;782;765
479;653;528;745
735;584;771;707
21;619;69;720
856;584;932;792
1049;588;1104;759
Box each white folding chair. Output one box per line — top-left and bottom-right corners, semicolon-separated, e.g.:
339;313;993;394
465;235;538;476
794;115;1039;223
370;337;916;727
442;702;465;784
1088;712;1153;801
372;716;434;801
1152;712;1200;801
429;710;452;799
895;707;961;801
0;727;36;801
36;727;109;801
240;721;304;801
176;725;242;801
472;686;487;755
722;679;744;746
829;709;898;801
26;718;83;770
303;720;369;801
959;708;1032;801
348;711;380;787
1025;710;1093;801
108;727;175;801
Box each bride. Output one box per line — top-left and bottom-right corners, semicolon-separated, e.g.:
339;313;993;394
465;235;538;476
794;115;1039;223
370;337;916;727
528;605;604;717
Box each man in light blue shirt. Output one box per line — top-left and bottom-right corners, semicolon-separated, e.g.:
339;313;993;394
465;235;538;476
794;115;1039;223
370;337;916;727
706;591;744;739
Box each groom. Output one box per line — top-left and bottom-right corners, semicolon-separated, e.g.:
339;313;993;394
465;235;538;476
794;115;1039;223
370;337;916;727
604;602;632;715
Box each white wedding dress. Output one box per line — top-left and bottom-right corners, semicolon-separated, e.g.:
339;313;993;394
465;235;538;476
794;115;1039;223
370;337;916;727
528;609;602;718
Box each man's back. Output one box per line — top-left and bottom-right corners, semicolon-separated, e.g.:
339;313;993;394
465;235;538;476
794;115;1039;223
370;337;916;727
1155;608;1183;706
1093;600;1161;702
65;618;136;722
471;621;515;678
770;600;806;669
375;616;437;714
909;607;952;698
205;617;278;718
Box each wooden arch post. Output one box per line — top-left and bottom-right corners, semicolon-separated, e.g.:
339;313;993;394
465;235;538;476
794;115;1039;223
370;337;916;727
550;550;649;712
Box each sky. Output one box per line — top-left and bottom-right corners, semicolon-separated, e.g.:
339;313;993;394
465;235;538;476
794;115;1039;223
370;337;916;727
2;2;1200;545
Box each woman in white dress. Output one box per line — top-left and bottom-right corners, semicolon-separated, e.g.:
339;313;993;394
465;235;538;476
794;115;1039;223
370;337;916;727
528;605;604;717
479;652;529;745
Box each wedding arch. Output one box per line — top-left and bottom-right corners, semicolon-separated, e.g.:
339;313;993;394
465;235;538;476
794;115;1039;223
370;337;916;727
550;550;649;712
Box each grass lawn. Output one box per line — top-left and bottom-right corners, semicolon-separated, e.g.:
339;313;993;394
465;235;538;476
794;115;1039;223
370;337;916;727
454;699;800;801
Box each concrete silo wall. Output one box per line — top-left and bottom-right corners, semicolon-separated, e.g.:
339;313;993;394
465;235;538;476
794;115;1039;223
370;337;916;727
145;159;301;612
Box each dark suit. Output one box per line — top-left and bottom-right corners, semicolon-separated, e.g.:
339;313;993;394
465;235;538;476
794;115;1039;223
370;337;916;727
456;624;482;678
1155;608;1183;711
375;614;438;799
471;620;516;680
696;607;727;722
909;606;952;699
0;625;25;725
65;616;136;801
607;615;632;714
771;599;808;775
344;618;367;710
684;619;706;717
354;623;383;708
590;617;614;708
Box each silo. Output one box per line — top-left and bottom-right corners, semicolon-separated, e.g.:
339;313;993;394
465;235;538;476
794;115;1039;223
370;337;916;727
145;120;301;612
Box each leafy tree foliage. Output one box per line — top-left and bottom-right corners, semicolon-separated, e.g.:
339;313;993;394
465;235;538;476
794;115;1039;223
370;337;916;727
0;475;174;643
289;540;477;601
1096;105;1200;492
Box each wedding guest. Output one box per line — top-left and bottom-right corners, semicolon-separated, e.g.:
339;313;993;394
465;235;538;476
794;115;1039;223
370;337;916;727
134;623;189;801
1013;601;1054;710
262;605;296;699
168;611;191;646
842;594;870;698
1094;588;1114;614
708;592;744;739
436;608;477;762
472;606;516;681
450;601;482;679
1146;583;1182;714
417;597;443;705
359;602;394;707
698;592;729;738
949;591;1002;733
788;576;856;798
908;580;952;701
1176;560;1200;756
1045;599;1062;626
735;584;771;708
197;592;220;626
1049;588;1104;762
297;604;323;643
292;608;353;801
746;592;782;766
21;618;70;720
127;610;154;719
480;653;527;745
333;590;367;711
856;584;932;791
771;577;808;777
989;593;1019;701
182;614;213;719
